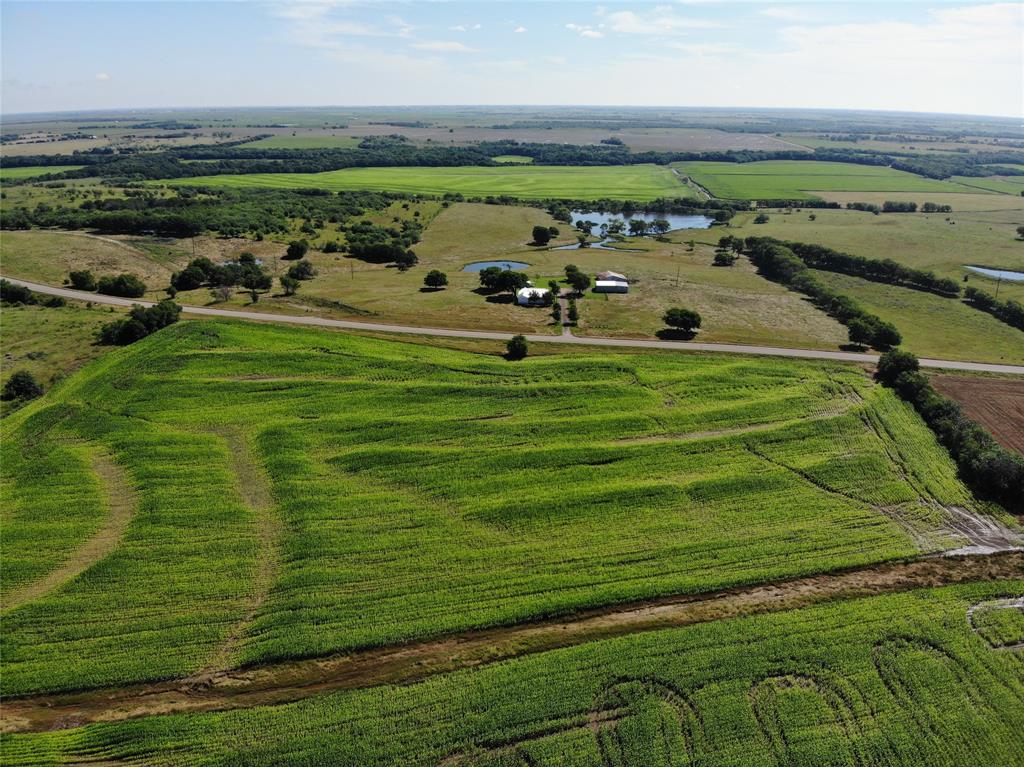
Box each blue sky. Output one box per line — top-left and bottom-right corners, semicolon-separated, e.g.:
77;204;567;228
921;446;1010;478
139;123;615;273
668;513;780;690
2;1;1020;117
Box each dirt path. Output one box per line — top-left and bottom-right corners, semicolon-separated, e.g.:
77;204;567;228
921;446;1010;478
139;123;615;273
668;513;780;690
3;552;1021;734
4;276;1023;376
2;452;136;613
188;429;282;679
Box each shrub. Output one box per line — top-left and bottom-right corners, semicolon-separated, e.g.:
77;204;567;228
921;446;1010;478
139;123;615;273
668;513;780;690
280;275;300;296
2;370;43;401
69;270;97;291
754;213;770;224
97;273;146;298
663;307;702;333
98;300;181;346
287;260;317;280
285;240;309;260
0;280;36;305
424;270;448;289
506;335;528;360
531;225;552;245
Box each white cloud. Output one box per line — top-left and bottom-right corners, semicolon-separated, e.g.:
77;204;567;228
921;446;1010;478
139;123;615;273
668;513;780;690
667;42;737;56
567;23;604;39
95;72;110;81
513;26;527;33
759;7;807;22
411;40;479;54
605;7;720;35
450;23;481;32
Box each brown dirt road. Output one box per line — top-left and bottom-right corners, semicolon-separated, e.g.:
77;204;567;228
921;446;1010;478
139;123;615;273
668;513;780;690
3;552;1021;735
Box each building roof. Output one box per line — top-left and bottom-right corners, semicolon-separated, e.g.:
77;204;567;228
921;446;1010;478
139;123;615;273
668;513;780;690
596;270;627;282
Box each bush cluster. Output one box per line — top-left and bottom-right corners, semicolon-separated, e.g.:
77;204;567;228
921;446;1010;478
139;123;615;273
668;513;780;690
98;300;182;346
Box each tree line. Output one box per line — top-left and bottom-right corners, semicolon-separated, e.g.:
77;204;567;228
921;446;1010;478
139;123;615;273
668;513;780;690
964;286;1024;332
875;350;1023;513
743;237;902;350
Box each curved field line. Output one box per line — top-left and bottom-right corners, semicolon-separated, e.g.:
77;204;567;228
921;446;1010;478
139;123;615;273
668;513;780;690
2;451;136;613
967;597;1024;651
189;429;282;679
2;553;1021;734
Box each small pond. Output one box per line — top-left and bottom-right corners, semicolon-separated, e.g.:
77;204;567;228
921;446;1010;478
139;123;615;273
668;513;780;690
965;265;1024;282
463;260;531;272
569;210;714;231
552;238;643;252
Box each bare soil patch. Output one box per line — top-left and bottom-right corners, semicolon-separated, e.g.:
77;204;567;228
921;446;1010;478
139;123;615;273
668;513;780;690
931;375;1024;454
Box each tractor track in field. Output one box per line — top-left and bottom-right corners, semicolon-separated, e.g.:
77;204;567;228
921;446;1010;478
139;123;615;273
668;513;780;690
187;428;282;680
2;551;1022;734
1;451;136;614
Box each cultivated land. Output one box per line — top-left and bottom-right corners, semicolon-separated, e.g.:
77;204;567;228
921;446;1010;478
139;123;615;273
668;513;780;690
4;320;1014;700
4;580;1022;764
676;160;991;200
164;164;693;201
0;165;83;180
932;375;1024;454
244;135;361;149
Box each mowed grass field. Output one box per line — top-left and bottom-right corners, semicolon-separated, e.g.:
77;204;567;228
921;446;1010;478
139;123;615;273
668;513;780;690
165;164;693;201
676;161;988;200
0;165;83;180
5;581;1022;765
0;320;995;697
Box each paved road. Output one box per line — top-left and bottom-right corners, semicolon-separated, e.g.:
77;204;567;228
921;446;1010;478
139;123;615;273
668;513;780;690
6;276;1024;375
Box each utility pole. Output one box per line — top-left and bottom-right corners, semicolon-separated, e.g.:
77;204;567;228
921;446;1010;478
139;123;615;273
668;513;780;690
995;276;1002;300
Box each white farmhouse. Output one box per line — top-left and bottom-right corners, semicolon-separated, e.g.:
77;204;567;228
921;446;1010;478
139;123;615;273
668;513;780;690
593;280;629;294
516;287;552;306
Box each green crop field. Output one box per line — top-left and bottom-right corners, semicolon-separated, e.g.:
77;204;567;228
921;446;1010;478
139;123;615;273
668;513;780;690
951;175;1024;195
163;164;692;201
0;165;83;180
491;155;534;163
1;319;1001;698
675;161;984;200
5;581;1022;765
244;135;361;149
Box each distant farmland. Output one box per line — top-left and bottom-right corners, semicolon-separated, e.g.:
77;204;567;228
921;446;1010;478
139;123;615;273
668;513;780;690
165;164;692;201
244;135;361;149
676;160;984;200
0;165;83;180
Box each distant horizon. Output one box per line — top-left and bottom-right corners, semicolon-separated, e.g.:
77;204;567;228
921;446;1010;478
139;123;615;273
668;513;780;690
2;1;1019;118
2;103;1020;123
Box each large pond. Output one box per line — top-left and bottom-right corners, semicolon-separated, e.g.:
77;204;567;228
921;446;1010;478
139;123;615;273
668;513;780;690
965;265;1024;282
569;210;714;231
463;260;531;272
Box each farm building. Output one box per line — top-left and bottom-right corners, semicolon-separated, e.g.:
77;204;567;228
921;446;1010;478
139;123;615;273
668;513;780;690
593;280;629;294
516;287;552;306
596;270;627;282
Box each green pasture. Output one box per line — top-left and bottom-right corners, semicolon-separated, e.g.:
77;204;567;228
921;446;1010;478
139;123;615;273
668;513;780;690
1;320;990;695
0;165;83;181
5;581;1022;765
163;164;692;201
675;160;985;200
951;175;1024;195
491;155;534;164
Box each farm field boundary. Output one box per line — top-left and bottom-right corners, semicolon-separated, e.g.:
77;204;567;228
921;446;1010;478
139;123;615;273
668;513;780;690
3;551;1021;734
4;276;1024;375
161;164;692;201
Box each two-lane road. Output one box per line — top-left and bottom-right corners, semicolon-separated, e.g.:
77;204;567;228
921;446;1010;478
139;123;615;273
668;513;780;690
4;276;1023;375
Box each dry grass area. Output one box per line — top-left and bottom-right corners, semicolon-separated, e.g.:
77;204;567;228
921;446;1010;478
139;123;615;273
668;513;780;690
931;375;1024;454
0;230;187;296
